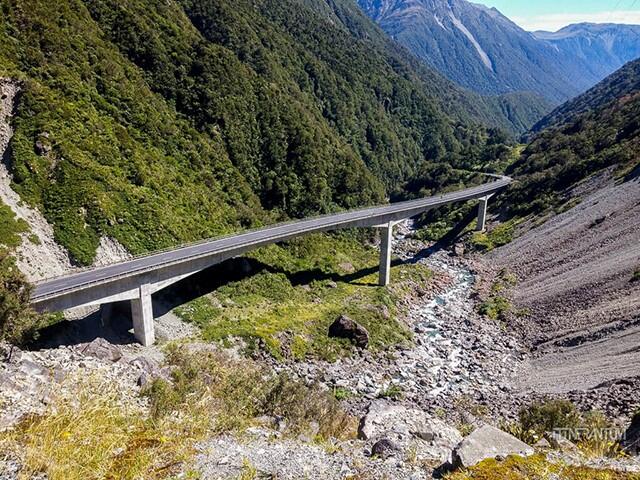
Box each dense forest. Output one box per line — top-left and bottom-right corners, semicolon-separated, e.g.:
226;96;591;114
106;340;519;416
507;58;640;215
0;0;543;266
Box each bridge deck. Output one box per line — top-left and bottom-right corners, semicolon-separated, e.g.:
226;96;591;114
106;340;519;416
32;176;511;305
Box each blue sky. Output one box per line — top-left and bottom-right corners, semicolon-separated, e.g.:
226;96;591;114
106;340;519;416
475;0;640;31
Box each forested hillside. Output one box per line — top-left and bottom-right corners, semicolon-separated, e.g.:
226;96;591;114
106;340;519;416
0;0;540;266
507;59;640;215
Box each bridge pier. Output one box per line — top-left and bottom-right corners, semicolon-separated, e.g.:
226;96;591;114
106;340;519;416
131;283;155;346
378;221;394;287
476;195;491;232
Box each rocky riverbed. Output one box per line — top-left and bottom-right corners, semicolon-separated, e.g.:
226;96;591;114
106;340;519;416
266;235;528;423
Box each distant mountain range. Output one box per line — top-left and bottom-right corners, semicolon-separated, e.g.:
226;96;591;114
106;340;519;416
508;57;640;215
357;0;640;104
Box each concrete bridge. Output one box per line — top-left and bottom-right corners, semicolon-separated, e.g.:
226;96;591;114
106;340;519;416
31;176;511;346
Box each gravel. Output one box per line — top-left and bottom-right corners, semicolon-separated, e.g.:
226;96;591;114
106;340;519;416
488;171;640;417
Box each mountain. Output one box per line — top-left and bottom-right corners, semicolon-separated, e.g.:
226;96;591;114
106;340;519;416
533;23;640;98
357;0;640;104
507;58;640;215
0;0;541;267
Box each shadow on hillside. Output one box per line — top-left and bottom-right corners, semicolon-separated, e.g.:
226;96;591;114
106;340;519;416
32;213;472;349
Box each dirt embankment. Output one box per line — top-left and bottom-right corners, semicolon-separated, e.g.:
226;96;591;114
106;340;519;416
487;171;640;414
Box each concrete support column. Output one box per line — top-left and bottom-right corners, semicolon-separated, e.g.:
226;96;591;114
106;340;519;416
476;196;489;232
131;283;154;346
379;221;393;287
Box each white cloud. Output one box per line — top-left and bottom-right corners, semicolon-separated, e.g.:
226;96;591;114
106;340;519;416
511;11;640;32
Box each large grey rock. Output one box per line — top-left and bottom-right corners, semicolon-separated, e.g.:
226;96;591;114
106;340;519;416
358;402;462;464
77;338;122;362
328;315;369;349
452;425;534;468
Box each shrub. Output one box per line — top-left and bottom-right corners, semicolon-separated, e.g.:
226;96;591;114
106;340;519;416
478;296;512;321
519;400;582;441
632;268;640;283
470;220;517;252
144;346;356;440
0;251;44;345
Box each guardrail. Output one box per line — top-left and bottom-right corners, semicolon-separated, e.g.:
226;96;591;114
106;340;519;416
31;175;511;303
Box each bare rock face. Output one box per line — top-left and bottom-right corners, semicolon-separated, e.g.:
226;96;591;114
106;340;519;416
452;425;534;468
328;315;369;349
358;402;462;464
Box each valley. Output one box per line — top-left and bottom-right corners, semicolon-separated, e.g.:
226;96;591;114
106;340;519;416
0;0;639;478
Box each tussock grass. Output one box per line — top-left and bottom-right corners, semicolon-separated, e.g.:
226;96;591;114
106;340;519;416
146;346;357;441
1;376;198;480
1;348;356;479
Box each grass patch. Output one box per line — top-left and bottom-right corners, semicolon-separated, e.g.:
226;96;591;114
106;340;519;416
1;375;197;480
378;384;403;400
632;268;640;283
145;345;356;440
470;220;518;252
501;400;622;458
478;296;511;321
176;233;431;361
478;270;515;321
1;347;356;479
445;453;638;480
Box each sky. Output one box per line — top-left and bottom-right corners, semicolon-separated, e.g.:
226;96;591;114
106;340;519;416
475;0;640;32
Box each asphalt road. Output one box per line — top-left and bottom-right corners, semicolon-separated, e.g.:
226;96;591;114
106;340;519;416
32;176;511;302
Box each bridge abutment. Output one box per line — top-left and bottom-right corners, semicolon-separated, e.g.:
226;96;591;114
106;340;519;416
131;283;155;346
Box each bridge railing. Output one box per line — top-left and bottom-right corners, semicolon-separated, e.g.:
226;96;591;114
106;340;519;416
32;175;511;295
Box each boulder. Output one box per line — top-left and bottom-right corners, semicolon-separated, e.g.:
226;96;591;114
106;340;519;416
77;338;122;362
358;402;462;464
328;315;369;349
452;425;534;468
620;413;640;456
371;438;398;459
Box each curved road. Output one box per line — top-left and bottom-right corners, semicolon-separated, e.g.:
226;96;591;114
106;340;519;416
32;175;511;305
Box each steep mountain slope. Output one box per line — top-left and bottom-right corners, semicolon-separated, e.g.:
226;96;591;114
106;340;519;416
533;23;640;89
357;0;640;104
507;58;640;215
0;0;530;266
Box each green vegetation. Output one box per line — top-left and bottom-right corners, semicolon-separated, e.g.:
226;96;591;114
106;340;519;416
0;0;519;268
445;454;637;480
378;384;403;400
176;232;431;361
144;346;355;439
0;201;47;345
502;400;621;458
478;296;511;321
0;203;29;249
632;268;640;283
477;270;517;321
506;59;640;217
470;220;518;252
1;346;355;480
